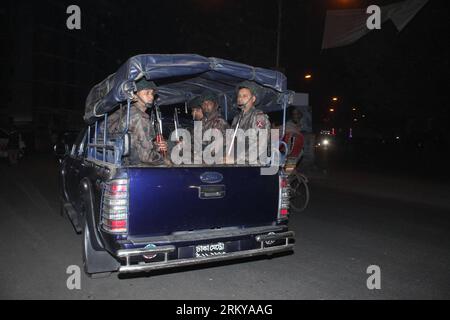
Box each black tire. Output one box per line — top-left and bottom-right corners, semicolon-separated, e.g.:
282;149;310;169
289;172;310;212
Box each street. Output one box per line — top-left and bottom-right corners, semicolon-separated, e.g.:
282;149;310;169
0;154;449;300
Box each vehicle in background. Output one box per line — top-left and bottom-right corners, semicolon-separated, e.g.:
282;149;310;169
315;129;335;150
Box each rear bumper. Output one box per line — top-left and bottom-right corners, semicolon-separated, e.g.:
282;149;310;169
117;231;295;274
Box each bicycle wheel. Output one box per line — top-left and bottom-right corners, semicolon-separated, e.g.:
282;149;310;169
289;172;310;212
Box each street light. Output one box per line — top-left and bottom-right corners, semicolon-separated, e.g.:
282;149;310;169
332;97;338;102
304;74;312;79
329;108;335;112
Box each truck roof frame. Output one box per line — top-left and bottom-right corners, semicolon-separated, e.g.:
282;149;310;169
84;54;292;125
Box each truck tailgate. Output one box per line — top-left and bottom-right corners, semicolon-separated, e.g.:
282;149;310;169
127;167;279;237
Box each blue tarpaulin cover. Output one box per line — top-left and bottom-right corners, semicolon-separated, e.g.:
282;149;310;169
84;54;290;124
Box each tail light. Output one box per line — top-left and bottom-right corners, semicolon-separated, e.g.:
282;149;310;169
278;173;290;220
101;179;128;233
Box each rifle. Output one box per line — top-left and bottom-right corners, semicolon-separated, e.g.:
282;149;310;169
150;108;155;130
227;111;244;157
154;104;167;158
173;107;180;142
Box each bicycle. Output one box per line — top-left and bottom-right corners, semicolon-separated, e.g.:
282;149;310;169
280;135;310;213
288;167;310;212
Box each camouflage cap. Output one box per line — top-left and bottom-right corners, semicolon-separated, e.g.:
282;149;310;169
200;90;218;105
135;78;158;92
188;96;202;109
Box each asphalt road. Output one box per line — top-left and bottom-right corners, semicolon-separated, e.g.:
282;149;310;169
0;154;449;300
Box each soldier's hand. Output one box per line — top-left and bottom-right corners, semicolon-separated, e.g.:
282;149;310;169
155;141;168;153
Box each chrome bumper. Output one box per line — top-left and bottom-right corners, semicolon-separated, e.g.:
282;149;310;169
117;231;295;274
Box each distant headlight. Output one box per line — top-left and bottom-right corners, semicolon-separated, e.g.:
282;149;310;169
322;139;329;146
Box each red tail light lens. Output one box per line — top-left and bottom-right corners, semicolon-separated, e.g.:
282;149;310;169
109;184;128;195
104;219;127;229
101;179;128;234
278;174;290;220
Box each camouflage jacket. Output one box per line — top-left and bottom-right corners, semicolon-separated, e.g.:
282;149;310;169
108;104;162;164
231;107;270;131
231;107;271;163
202;110;230;137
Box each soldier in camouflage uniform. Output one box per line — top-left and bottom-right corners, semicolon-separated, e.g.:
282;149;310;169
189;96;204;122
200;91;230;137
230;81;271;163
108;78;168;165
186;96;204;161
231;81;270;131
200;91;230;159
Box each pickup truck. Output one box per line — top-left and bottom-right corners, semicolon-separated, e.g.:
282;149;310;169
57;54;295;277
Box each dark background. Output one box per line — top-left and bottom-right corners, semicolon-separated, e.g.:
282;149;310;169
1;0;449;176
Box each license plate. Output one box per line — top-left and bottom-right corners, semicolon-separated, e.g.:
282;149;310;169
195;242;226;258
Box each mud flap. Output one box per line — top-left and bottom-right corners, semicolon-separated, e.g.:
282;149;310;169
83;220;120;275
80;178;120;275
